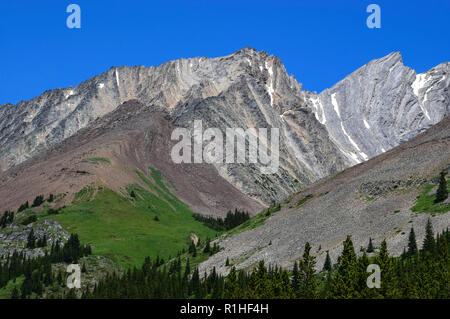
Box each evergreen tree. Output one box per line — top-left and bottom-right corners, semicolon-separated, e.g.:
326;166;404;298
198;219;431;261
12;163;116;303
224;266;244;298
407;227;418;256
375;240;400;298
291;261;300;292
31;195;44;208
434;171;448;203
248;261;271;298
422;218;436;255
323;251;332;272
329;235;359;298
367;237;374;253
296;242;318;299
203;238;211;254
26;229;36;249
188;240;197;256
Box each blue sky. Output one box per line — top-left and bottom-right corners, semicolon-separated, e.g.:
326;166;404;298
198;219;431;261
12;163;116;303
0;0;449;104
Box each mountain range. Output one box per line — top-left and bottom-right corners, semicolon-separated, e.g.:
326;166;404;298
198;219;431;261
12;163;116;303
0;48;449;272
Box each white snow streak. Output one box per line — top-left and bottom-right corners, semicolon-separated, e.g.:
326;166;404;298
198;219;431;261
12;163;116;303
331;93;340;118
115;69;120;88
310;96;326;125
340;122;369;161
265;60;274;106
411;73;431;121
363;118;371;129
331;93;368;161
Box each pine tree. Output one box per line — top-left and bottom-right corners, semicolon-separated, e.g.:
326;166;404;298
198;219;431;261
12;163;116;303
407;227;418;256
323;251;332;272
434;171;448;203
248;261;271;298
188;240;197;256
291;261;300;292
375;240;400;298
26;229;36;249
367;237;374;253
296;242;318;299
203;238;211;254
329;235;359;298
356;251;374;298
224;266;243;298
184;258;191;277
422;218;436;255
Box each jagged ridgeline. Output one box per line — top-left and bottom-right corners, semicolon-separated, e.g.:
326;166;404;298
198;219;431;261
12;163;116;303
0;48;449;299
0;48;449;206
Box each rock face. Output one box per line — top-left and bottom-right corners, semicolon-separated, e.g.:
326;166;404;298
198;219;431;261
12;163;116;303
305;52;450;164
0;48;449;204
198;116;450;275
0;220;69;259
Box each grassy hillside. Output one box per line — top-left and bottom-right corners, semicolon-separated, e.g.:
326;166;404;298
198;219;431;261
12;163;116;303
411;178;450;215
44;167;217;268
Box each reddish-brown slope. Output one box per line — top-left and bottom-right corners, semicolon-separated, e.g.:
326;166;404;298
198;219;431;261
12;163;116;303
0;100;263;216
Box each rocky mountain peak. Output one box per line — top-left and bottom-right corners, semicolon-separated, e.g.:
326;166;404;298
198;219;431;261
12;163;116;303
0;49;448;204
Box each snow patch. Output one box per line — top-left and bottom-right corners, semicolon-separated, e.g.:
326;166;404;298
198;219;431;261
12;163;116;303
265;60;273;77
310;96;326;125
331;93;340;118
411;73;431;121
412;73;427;96
363;118;371;129
98;83;105;89
65;90;74;99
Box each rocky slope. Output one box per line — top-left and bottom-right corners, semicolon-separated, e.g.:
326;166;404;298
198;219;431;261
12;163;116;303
0;100;264;217
198;116;450;275
0;48;449;206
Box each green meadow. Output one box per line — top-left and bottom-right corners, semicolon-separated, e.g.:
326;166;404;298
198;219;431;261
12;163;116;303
44;167;217;268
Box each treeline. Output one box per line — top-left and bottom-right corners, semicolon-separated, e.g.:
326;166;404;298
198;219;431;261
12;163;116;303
16;193;55;213
193;209;250;231
0;233;91;298
79;219;449;299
